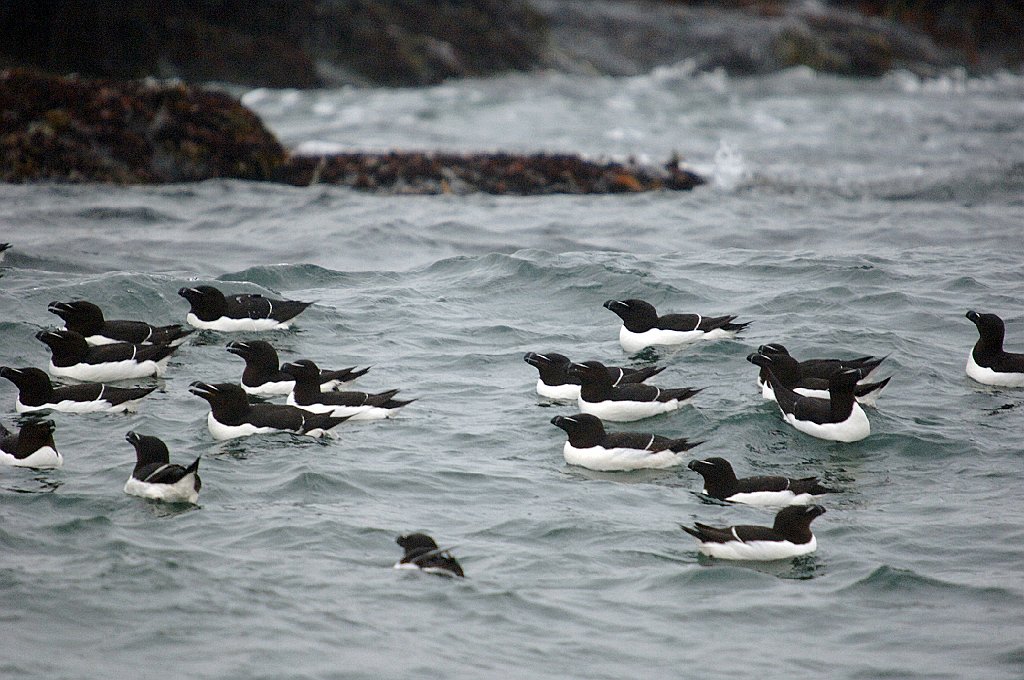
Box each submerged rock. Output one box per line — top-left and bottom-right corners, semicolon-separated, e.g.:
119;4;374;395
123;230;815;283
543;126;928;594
0;70;704;193
277;151;704;194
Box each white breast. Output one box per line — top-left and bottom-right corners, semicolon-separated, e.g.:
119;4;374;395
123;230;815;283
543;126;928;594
578;396;680;422
0;446;63;468
723;490;817;507
536;380;580;401
186;313;289;332
619;326;706;353
242;379;295;397
207;413;279;440
967;353;1024;387
782;402;870;442
563;443;686;471
124;474;199;504
697;535;817;560
49;357;166;382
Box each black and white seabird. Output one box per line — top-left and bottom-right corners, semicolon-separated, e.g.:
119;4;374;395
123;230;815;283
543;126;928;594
394;533;464;578
226;340;369;396
189;381;349;440
0;243;10;263
0;366;157;413
35;329;177;382
281;360;413;420
569;360;701;422
48;300;193;347
524;351;664;400
749;353;870;442
749;350;891;407
965;311;1024;387
603;299;750;352
755;343;885;387
550;413;702;471
0;419;62;468
178;285;312;331
687;456;834;507
680;504;826;560
124;431;201;504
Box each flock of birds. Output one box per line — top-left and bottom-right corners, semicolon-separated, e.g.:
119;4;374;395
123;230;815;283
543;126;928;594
3;240;1024;575
526;299;1023;564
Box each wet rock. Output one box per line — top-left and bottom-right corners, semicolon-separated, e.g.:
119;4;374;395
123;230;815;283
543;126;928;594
534;0;1018;78
0;70;705;193
276;151;704;194
0;69;287;183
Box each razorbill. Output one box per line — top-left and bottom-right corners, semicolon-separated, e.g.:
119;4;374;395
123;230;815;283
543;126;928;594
965;311;1024;387
748;350;891;407
178;285;312;331
281;360;413;420
35;329;177;381
755;343;885;386
603;299;750;352
0;419;62;468
0;366;157;413
123;431;201;504
48;300;193;347
524;351;664;400
750;353;870;442
680;504;826;560
569;360;701;422
189;381;349;440
394;533;464;578
227;340;369;396
550;413;702;471
687;457;834;506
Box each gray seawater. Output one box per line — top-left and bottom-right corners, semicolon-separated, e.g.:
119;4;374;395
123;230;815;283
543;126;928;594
2;65;1024;679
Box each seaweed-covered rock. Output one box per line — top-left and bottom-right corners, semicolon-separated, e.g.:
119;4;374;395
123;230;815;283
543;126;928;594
0;69;286;183
276;151;704;194
0;70;705;193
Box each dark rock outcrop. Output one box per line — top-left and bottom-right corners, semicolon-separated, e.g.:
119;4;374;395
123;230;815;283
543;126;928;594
0;69;287;183
277;151;704;194
0;0;547;89
0;69;704;193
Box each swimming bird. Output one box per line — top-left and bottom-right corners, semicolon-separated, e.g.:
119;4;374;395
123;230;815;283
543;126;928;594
0;419;62;468
569;360;701;422
550;413;702;471
755;343;885;386
965;311;1024;387
687;456;834;506
680;504;825;560
749;353;869;442
48;300;193;347
394;533;464;578
603;298;750;353
123;431;201;504
281;360;413;420
226;340;368;396
524;351;664;400
35;329;177;381
189;381;349;440
0;242;10;263
178;285;312;331
748;350;891;406
0;366;157;413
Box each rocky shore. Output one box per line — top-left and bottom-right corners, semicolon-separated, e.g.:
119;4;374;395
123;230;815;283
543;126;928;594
1;1;1019;190
1;2;1020;89
0;69;703;193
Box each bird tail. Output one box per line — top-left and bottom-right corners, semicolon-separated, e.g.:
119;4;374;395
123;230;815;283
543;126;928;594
679;524;705;541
